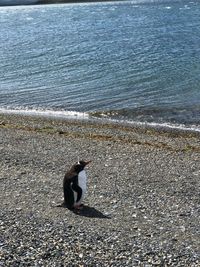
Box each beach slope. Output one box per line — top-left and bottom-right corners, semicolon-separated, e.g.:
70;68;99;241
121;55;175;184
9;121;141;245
0;114;199;266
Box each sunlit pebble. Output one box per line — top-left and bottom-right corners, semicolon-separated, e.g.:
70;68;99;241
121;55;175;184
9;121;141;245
180;226;186;232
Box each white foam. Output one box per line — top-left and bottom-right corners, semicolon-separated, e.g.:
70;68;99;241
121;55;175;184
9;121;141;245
138;121;200;133
0;107;89;120
0;107;199;134
101;117;200;134
180;5;191;10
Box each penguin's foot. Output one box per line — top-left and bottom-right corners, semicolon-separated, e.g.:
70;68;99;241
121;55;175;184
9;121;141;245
74;204;84;210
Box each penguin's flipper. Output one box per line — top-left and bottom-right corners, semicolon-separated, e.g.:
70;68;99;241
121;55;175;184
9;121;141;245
63;183;75;209
71;181;82;203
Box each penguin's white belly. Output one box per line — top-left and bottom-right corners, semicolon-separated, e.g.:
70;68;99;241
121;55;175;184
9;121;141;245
73;170;87;205
78;170;87;192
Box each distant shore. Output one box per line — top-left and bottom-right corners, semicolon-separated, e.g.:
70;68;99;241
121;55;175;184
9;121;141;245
0;0;119;6
38;0;117;4
1;112;200;266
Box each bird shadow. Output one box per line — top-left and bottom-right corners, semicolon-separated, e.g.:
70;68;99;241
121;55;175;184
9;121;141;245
72;205;111;219
53;202;111;219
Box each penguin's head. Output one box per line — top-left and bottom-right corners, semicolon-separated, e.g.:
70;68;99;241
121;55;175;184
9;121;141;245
74;160;91;173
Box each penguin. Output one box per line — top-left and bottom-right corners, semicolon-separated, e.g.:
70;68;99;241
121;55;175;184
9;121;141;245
63;160;91;210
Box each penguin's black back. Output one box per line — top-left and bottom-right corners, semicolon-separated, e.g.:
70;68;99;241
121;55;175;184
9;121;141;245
63;162;88;209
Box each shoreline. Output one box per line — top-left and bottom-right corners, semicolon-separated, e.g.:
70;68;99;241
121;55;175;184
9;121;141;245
0;112;200;152
0;109;200;137
0;112;200;157
1;112;200;266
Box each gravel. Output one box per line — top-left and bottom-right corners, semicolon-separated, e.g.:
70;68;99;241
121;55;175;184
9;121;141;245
0;114;200;266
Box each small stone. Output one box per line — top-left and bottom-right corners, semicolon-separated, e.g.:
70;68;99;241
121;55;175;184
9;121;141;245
180;226;186;232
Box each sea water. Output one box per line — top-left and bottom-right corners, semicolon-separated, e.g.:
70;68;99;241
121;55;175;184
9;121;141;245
0;0;200;131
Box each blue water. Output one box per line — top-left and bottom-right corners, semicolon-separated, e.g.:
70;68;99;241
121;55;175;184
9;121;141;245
0;0;200;131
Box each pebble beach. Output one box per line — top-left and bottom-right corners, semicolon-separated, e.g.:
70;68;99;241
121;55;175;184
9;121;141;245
0;113;200;266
